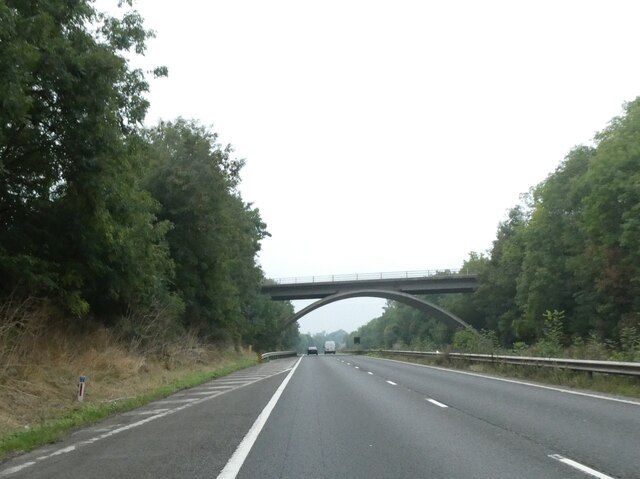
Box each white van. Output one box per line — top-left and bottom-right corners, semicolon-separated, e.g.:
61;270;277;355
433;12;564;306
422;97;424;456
323;340;336;354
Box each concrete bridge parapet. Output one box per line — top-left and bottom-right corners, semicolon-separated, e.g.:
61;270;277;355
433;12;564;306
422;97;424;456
261;274;478;301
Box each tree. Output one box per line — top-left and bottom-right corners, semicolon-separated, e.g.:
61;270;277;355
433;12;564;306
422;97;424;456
578;99;640;338
465;99;640;345
144;119;269;339
474;206;528;343
350;299;454;350
245;293;298;352
515;146;593;337
438;251;489;331
0;0;172;318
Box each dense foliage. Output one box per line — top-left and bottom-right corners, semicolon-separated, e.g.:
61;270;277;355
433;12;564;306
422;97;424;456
351;100;640;358
0;0;166;316
0;0;297;350
143;119;297;346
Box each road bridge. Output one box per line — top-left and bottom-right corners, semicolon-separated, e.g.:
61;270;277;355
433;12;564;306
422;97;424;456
261;270;479;330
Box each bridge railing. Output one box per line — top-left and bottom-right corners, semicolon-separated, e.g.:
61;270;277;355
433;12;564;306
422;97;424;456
269;269;475;285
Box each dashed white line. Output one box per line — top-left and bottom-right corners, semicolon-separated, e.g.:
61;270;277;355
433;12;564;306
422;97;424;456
367;372;373;375
386;380;397;386
375;357;640;407
355;366;359;369
549;454;614;479
426;398;448;408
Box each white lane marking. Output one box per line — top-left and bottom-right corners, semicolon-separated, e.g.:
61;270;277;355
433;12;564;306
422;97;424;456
549;454;615;479
216;377;257;381
135;408;170;415
375;357;640;407
346;363;351;366
212;380;252;385
49;446;76;457
386;380;397;386
188;391;222;396
0;364;296;477
355;366;360;369
8;445;78;476
217;356;303;479
426;398;448;408
0;462;36;476
154;398;199;404
367;372;373;375
92;426;120;432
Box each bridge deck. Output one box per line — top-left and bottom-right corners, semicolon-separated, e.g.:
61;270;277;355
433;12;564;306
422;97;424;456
261;274;478;300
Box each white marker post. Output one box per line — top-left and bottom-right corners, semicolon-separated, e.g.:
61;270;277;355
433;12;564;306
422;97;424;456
77;375;86;402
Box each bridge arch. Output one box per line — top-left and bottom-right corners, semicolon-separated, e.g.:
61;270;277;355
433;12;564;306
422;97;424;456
282;289;478;333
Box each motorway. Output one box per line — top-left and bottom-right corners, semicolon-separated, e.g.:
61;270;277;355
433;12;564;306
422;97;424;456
1;355;638;478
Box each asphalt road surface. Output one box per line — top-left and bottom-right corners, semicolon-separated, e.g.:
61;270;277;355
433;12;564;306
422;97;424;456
1;355;638;478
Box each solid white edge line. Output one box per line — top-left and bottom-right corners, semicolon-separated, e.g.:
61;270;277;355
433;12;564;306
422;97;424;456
386;380;397;386
216;356;303;479
426;398;448;408
548;454;614;479
374;357;640;406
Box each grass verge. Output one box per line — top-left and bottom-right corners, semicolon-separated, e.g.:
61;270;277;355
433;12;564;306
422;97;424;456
0;357;256;460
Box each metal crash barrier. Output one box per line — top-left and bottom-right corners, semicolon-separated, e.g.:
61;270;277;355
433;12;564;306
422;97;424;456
344;349;640;377
260;350;298;362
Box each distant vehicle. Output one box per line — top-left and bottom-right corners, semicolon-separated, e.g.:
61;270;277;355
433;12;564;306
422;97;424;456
307;346;318;355
324;341;336;354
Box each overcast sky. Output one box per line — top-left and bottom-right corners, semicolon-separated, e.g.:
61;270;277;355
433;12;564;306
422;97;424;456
108;0;640;335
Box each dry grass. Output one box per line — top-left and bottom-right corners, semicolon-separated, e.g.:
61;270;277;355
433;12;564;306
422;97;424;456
0;298;255;441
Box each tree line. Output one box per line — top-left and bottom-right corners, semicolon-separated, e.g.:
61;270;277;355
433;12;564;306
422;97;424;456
350;99;640;360
0;0;297;350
